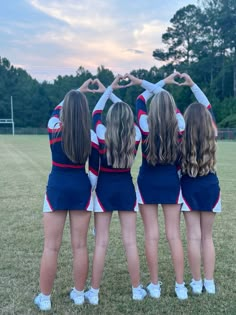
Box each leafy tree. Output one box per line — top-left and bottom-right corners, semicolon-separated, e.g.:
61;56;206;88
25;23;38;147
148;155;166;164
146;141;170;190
153;5;203;65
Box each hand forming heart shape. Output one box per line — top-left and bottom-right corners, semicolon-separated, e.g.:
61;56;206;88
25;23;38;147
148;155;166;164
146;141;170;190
164;71;194;87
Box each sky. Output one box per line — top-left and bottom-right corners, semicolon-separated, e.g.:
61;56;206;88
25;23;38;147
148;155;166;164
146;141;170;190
0;0;198;82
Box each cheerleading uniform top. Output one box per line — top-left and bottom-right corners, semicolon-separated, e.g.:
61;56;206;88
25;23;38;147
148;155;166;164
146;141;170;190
136;79;185;205
181;83;221;212
92;86;141;212
43;95;99;212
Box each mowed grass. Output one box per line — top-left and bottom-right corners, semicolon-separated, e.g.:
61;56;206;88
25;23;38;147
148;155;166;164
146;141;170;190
0;135;236;315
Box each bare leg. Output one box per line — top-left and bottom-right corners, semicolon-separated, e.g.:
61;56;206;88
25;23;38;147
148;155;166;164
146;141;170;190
140;204;159;284
40;211;67;295
119;211;140;287
163;204;184;284
69;210;91;291
200;212;216;280
91;212;112;289
184;211;201;280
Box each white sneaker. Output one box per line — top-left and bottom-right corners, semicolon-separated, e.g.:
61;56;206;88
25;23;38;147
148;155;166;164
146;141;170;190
34;294;51;311
146;282;162;298
70;288;84;305
175;283;188;300
132;285;147;301
204;279;216;294
190;279;203;294
84;288;99;305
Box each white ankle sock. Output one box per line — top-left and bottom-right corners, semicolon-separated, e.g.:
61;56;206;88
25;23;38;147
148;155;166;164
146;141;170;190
40;293;51;300
73;287;84;295
204;278;214;284
193;279;202;284
132;284;141;291
90;287;99;294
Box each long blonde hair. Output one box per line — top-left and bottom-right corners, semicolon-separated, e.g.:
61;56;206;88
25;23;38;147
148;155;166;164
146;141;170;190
105;102;135;168
181;102;216;177
60;90;91;164
147;90;179;166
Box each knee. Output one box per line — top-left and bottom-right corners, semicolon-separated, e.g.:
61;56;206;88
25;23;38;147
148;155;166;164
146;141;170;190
165;230;180;242
146;231;160;244
96;236;109;249
72;239;87;252
123;237;136;249
201;232;213;242
44;241;61;254
187;230;201;242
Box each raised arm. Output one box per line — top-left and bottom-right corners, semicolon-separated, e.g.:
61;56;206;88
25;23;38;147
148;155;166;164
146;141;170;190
92;76;123;140
88;130;99;190
180;73;217;134
48;78;93;133
123;74;165;134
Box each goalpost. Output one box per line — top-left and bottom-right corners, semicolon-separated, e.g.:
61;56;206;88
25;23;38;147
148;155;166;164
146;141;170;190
0;96;15;135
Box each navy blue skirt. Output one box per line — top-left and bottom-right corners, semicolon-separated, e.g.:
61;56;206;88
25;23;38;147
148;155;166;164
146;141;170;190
137;163;182;205
181;172;221;212
94;171;137;212
43;168;93;212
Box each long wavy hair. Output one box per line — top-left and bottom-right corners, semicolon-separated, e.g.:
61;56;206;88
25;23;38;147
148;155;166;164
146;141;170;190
105;102;136;168
181;102;216;177
60;90;91;164
146;90;179;166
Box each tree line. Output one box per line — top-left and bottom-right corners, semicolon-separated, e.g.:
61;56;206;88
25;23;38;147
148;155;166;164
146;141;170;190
0;0;235;128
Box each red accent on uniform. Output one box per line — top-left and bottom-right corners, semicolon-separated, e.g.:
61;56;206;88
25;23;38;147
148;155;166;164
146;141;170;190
212;193;220;210
89;166;99;176
50;137;62;144
92;142;99;150
48;126;62;133
137;95;145;102
46;194;54;212
98;138;105;144
99;148;107;154
99;167;130;173
138;109;146;122
182;196;192;211
52;161;85;169
93;110;102;116
137;185;145;204
97;195;105;212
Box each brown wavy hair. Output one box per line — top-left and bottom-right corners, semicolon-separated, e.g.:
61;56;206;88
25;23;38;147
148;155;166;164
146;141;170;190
105;102;135;168
146;90;179;166
181;102;216;177
60;90;91;164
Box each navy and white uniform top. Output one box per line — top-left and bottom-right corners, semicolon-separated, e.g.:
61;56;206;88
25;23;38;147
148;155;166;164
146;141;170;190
43;95;99;212
136;80;185;205
92;86;141;212
181;84;221;212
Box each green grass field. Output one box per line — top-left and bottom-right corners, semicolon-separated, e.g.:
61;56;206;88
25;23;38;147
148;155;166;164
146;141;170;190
0;135;236;315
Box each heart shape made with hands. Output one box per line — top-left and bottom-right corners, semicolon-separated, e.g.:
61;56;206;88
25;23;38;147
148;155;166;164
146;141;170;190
169;72;190;86
175;75;188;85
88;79;101;92
118;76;131;87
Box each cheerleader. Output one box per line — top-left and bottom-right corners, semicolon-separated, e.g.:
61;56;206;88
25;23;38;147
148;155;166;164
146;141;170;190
180;73;221;295
125;72;188;300
84;76;146;304
34;79;99;311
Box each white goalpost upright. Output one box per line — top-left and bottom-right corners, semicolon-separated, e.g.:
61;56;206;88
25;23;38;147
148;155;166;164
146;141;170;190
0;96;15;135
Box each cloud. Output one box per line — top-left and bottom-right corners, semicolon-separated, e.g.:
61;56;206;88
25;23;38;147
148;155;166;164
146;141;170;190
0;0;198;81
126;49;144;54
